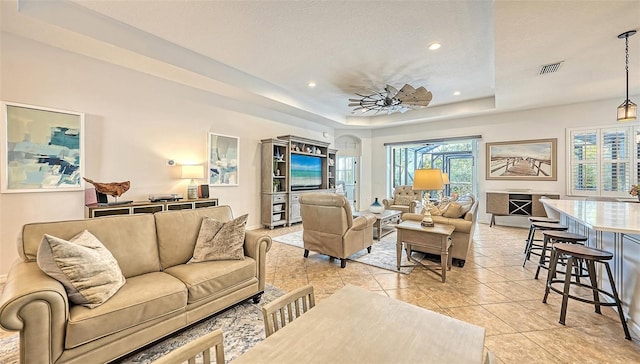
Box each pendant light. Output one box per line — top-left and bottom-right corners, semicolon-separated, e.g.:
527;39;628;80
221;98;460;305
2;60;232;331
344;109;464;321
617;30;637;122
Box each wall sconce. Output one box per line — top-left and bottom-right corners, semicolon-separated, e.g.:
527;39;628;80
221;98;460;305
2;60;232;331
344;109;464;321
181;164;204;200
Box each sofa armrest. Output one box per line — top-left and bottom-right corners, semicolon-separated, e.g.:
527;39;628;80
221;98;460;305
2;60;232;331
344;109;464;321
351;214;375;231
244;230;272;291
0;260;68;363
408;200;418;213
382;198;394;209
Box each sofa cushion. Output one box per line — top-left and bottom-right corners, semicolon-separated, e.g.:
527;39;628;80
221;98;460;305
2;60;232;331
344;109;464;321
394;196;414;206
22;214;161;278
154;206;236;269
189;214;247;263
37;230;126;308
65;272;187;349
164;258;257;304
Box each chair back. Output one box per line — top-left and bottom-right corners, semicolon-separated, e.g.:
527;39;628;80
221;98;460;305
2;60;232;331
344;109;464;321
299;193;353;234
262;285;316;337
393;185;420;203
151;329;224;364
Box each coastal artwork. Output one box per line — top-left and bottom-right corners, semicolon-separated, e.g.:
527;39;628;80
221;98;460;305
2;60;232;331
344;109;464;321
208;132;239;186
2;102;84;192
486;138;557;181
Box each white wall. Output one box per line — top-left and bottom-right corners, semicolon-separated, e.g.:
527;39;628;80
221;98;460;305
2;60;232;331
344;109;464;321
0;33;333;276
341;97;639;226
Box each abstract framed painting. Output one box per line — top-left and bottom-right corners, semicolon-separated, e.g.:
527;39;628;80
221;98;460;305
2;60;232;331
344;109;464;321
486;138;557;181
2;102;85;193
208;132;239;186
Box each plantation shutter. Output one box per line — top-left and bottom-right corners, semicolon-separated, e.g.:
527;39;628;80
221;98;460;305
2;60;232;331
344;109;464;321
570;130;597;195
600;127;631;194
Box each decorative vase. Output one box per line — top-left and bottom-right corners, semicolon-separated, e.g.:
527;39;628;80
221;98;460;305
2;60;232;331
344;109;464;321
369;197;384;213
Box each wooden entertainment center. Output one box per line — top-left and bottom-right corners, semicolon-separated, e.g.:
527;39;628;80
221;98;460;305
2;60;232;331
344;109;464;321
261;135;337;229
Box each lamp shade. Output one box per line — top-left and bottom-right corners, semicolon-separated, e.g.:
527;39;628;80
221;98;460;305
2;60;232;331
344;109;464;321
441;172;450;185
181;165;204;179
412;169;444;191
617;99;637;122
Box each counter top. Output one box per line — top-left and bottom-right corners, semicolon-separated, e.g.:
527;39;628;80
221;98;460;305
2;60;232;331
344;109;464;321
541;199;640;234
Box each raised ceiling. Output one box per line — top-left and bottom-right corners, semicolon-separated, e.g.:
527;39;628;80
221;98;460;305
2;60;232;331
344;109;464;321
1;0;639;129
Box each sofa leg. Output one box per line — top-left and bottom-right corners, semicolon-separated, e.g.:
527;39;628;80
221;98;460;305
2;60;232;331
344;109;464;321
457;260;466;268
252;292;263;304
367;246;372;253
304;249;309;258
341;259;347;268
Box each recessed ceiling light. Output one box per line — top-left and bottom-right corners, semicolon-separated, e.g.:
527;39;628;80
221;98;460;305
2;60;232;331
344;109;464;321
307;81;316;88
453;91;461;96
428;42;441;50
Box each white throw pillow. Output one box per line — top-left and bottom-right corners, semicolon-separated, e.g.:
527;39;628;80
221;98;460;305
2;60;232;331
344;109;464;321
189;214;248;263
37;230;125;308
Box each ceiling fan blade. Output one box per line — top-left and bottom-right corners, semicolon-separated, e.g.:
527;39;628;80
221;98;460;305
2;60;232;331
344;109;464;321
396;84;416;99
348;103;362;107
385;84;398;98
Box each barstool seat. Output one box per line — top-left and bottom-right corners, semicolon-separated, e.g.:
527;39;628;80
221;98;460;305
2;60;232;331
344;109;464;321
543;243;631;340
534;231;588;279
523;221;567;267
528;216;560;224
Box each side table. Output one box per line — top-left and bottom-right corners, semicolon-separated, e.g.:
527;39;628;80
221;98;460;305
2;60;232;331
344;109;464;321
395;221;455;282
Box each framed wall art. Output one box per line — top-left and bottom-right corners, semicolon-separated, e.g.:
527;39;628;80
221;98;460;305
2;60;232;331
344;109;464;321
208;132;239;186
486;138;557;181
2;102;85;193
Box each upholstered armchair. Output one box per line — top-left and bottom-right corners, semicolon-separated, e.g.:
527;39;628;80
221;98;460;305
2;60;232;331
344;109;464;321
383;185;420;213
299;193;376;268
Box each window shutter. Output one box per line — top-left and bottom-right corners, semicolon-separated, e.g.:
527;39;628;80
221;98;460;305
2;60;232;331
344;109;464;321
600;127;630;193
570;130;598;194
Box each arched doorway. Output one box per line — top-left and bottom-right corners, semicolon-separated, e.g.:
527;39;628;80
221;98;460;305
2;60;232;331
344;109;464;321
335;135;362;211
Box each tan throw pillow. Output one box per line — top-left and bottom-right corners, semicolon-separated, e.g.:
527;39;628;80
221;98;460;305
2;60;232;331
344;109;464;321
37;230;125;308
395;196;414;206
189;214;248;263
443;202;464;218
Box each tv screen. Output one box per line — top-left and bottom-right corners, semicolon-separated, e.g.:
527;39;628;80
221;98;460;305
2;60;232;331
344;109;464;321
291;154;323;190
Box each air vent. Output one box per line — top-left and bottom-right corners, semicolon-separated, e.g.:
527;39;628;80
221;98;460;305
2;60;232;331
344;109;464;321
539;61;563;75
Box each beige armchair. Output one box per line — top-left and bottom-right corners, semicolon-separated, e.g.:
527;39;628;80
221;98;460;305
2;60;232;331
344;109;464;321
299;193;376;268
383;185;420;213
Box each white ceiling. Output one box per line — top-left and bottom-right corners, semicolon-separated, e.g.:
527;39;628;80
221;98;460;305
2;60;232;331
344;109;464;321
1;0;639;129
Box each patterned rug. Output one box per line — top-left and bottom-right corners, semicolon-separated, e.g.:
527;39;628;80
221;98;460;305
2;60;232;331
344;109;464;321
0;285;284;364
272;230;425;274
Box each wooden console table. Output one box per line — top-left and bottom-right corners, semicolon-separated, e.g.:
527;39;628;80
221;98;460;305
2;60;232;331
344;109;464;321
85;198;219;218
395;221;455;282
486;191;559;226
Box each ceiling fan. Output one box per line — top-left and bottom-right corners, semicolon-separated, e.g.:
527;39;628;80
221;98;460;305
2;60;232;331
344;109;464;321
349;84;433;115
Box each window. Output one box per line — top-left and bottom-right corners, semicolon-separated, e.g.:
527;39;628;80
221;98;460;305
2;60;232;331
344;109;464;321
569;125;638;197
386;139;477;198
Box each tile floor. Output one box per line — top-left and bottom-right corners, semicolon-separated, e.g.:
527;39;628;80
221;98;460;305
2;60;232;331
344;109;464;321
263;222;640;363
1;223;639;363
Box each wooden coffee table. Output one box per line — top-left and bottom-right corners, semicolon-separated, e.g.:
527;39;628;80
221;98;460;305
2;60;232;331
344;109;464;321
354;209;402;240
395;221;455;282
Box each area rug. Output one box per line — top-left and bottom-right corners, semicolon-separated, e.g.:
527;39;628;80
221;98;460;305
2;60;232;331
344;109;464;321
0;284;284;364
272;230;425;274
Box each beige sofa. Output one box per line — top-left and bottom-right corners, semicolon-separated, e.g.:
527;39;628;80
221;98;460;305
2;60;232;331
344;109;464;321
403;199;478;267
299;193;376;268
0;206;271;364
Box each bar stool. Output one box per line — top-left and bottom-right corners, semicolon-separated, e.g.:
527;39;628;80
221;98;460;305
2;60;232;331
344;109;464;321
534;231;588;280
542;243;631;340
523;221;567;267
525;217;560;247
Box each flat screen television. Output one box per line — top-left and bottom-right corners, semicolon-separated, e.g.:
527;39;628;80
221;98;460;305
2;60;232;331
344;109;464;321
290;154;323;190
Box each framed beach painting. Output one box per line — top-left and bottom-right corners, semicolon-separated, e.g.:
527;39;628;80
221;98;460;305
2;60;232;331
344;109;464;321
208;132;239;186
2;102;85;193
486;138;557;181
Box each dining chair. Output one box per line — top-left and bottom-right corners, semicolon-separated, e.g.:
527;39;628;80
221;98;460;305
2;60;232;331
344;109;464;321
151;329;225;364
262;285;316;337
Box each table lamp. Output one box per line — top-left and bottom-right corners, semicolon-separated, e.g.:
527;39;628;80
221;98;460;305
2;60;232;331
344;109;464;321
182;164;204;200
412;169;445;227
440;172;450;201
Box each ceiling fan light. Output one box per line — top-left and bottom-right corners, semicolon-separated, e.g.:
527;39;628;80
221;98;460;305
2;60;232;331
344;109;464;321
617;99;637;122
